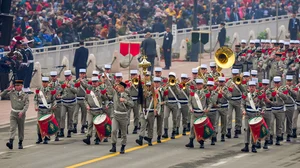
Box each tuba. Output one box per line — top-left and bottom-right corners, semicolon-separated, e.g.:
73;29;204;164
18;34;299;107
215;46;235;69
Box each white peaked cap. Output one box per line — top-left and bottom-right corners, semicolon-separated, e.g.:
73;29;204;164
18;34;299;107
169;72;176;77
92;70;99;75
154;67;162;72
91;77;99;81
295;40;300;44
218;77;225;81
262;79;270;84
252;77;258;83
243;72;250;77
232;69;239;74
271;40;277;43
115;72;123;77
249;40;255;43
195;79;204;84
286;75;293;80
104;64;111;69
284;42;290;45
64;70;71;76
50;71;57;76
261;39;265;43
192;68;198;73
241;39;246;43
181;74;188;78
248;81;256;86
254;39;260;43
290;40;295;44
79;69;86;73
273;76;281;82
209;62;216;67
130;70;138;74
279;40;285;43
207;81;214;86
200;64;207;69
265;39;271;43
153;77;161;82
251;70;258;75
42;77;49;81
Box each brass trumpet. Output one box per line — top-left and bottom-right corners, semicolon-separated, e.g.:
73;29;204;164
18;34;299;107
132;77;139;85
233;76;242;85
169;77;177;86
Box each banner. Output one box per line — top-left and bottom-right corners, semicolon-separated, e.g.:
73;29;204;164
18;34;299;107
120;42;129;56
130;42;141;57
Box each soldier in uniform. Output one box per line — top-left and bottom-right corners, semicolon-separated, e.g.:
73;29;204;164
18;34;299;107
268;53;285;84
198;64;209;83
73;69;89;134
241;81;265;153
154;67;168;86
109;82;134;154
240;40;248;51
176;74;189;136
243;40;256;72
59;70;78;138
206;81;218;145
104;64;115;83
185;79;212;148
283;49;299;84
162;72;181;139
153;77;164;143
114;73;123;85
135;81;158;146
226;69;245;138
34;77;56;144
1;80;29;150
23;40;34;93
264;76;287;146
82;77;108;145
233;45;244;72
292;74;300;138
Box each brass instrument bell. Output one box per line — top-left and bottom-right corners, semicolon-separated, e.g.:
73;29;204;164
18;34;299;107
169;77;176;86
233;76;242;85
215;46;236;69
132;77;139;85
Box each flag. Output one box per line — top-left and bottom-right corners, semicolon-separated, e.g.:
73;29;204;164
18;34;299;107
137;75;144;106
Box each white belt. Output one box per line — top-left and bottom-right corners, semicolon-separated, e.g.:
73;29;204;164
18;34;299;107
114;110;128;114
178;100;188;103
21;63;27;65
272;106;284;110
90;107;102;110
168;100;177;103
221;103;228;107
62;99;76;103
77;97;85;100
296;101;300;106
246;108;258;112
28;60;34;63
132;97;138;100
265;108;272;111
231;96;242;100
210;108;217;112
11;109;22;112
285;104;294;107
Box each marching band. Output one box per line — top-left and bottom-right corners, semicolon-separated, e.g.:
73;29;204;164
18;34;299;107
2;38;300;155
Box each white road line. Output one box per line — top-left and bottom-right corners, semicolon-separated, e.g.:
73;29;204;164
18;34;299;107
0;152;6;155
233;153;249;159
211;161;227;167
23;144;36;149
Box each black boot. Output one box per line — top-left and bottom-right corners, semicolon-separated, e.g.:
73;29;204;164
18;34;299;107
199;140;204;149
67;130;72;138
252;144;257;153
211;137;216;145
237;129;242;135
83;136;91;145
234;130;239;138
287;134;291;142
81;125;85;134
109;143;116;153
144;137;152;146
162;129;168;139
226;129;231;138
58;128;64;137
176;127;179;135
55;133;59;141
18;140;23;149
73;124;77;133
118;130;121;138
103;138;108;142
275;136;281;146
182;128;187;136
6;139;13;150
120;145;126;154
256;141;261;149
187;123;191;132
268;135;273;145
215;135;218;142
292;129;297;138
241;143;249;152
157;136;161;143
171;131;176;139
132;126;138;134
185;138;194;148
135;136;143;146
36;134;43;144
280;133;284;141
263;141;268;149
94;138;100;145
221;134;225;142
43;137;49;144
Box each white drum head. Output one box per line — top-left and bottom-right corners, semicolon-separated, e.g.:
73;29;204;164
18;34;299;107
194;116;207;124
249;117;263;125
39;114;52;121
93;115;107;124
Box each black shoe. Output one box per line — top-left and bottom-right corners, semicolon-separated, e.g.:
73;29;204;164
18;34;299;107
67;130;72;138
182;128;187;136
103;138;108;142
241;143;249;152
279;134;284;141
55;136;59;141
269;135;273;145
176;127;179;135
263;141;268;149
81;126;85;134
275;136;281;146
43;138;48;144
171;131;176;139
199;140;204;149
120;145;126;154
256;141;261;149
292;129;297;138
118;130;121;138
187;123;191;132
18;140;23;149
73;124;77;133
162;67;170;70
185;138;194;148
144;137;152;146
287;135;291;142
109;143;116;153
211;137;216;145
36;134;43;144
226;129;231;138
234;130;239;138
132;126;138;134
6;139;13;150
237;130;242;135
58;129;64;137
135;136;143;146
162;129;168;139
221;134;225;142
252;145;257;153
94;138;100;145
83;137;91;145
157;136;161;143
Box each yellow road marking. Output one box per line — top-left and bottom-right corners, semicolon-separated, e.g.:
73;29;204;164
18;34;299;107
66;119;236;168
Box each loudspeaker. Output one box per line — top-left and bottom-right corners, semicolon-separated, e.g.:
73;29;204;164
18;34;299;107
191;32;200;44
0;14;13;46
200;32;209;45
0;0;12;14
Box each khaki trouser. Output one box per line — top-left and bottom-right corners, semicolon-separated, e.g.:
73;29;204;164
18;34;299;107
73;100;87;125
164;103;179;132
9;111;26;140
156;113;164;136
104;103;114;119
86;110;103;137
37;109;52;134
218;107;228;135
292;107;300;129
128;101;139;126
284;106;294;135
53;103;62;129
272;109;285;137
189;112;204;139
244;112;256;144
111;112;128;145
262;110;273;140
207;111;217;138
61;102;76;130
176;104;188;129
139;111;155;138
227;100;242;130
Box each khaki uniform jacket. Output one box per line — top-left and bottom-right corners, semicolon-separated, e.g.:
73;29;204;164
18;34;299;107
0;90;29;114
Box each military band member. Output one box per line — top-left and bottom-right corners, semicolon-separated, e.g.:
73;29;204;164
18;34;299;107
136;82;158;146
101;73;114;119
283;49;299;83
82;77;108;145
110;82;134;154
264;76;287;146
243;40;256;71
268;53;285;84
292;74;300;138
206;81;218;145
241;81;265;153
176;74;189;136
34;77;56;144
242;72;251;83
59;70;78;138
199;64;209;82
127;70;140;134
49;71;61;140
1;80;29;150
185;79;212;148
209;62;222;79
233;45;244;71
226;69;244;138
73;69;89;134
284;75;296;142
104;64;115;83
92;70;100;78
153;77;164;143
162;72;181;139
154;67;168;85
114;73;123;85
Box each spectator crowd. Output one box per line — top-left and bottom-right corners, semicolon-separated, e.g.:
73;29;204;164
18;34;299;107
0;0;299;52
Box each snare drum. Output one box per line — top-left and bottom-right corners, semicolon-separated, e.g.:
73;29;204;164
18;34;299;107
249;116;269;143
38;114;59;138
193;116;214;141
93;114;112;140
